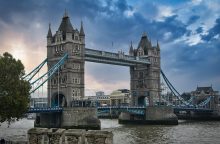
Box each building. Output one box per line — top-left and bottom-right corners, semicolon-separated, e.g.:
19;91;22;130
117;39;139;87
96;91;105;97
86;91;110;106
178;86;220;109
30;97;48;108
86;90;131;106
191;86;219;108
109;89;130;106
191;86;219;97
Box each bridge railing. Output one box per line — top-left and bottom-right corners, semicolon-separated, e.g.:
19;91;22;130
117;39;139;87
28;107;63;113
97;105;146;109
85;48;149;63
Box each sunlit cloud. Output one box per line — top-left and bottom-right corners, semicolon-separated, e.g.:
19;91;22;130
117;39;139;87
0;0;219;94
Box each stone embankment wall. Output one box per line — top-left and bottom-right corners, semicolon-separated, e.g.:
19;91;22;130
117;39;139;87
28;128;113;144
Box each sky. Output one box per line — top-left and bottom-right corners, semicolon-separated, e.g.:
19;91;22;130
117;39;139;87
0;0;219;96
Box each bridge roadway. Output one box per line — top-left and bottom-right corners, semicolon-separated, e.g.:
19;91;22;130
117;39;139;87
28;106;213;114
85;48;150;66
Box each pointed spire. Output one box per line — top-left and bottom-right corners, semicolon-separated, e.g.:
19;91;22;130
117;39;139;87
129;41;134;55
58;10;73;33
47;23;52;38
157;40;160;49
80;21;85;36
142;32;147;37
64;9;68;18
149;37;152;46
130;41;133;50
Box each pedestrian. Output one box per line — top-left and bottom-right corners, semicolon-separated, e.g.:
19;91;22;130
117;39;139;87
0;138;5;144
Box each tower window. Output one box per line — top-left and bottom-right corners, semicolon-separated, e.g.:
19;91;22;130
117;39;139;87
139;52;142;56
75;45;79;50
73;78;80;84
72;90;75;97
73;64;80;70
55;46;58;53
72;89;80;97
60;45;64;51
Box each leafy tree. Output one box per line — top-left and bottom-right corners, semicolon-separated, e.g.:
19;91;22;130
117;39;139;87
0;52;31;123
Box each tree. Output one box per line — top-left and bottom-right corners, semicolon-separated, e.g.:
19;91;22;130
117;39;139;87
0;52;31;123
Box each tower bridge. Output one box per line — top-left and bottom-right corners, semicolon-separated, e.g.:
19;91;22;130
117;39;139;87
45;11;161;108
26;12;220;128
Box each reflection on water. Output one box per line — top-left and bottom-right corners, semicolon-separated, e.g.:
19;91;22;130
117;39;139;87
1;119;220;144
0;119;34;142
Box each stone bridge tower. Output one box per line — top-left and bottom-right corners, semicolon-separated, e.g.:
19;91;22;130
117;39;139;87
47;12;85;107
129;33;161;106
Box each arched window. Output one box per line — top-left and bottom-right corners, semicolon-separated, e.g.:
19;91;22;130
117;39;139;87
75;45;79;50
72;90;75;97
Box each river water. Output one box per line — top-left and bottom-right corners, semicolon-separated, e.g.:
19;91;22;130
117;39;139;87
0;119;220;144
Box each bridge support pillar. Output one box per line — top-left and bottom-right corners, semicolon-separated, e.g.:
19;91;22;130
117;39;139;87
35;107;101;130
119;106;178;125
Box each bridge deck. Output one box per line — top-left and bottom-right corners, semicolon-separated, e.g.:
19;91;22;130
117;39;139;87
28;107;63;113
85;48;150;66
27;106;214;114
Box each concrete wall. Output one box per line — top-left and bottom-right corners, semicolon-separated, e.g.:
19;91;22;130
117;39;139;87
119;106;178;125
145;106;177;121
61;107;100;130
35;107;100;130
28;128;113;144
35;113;61;128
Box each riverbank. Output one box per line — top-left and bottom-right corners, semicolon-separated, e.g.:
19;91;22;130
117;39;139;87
1;119;220;144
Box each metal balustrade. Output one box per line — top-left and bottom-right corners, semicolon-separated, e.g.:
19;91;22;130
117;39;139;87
85;48;150;66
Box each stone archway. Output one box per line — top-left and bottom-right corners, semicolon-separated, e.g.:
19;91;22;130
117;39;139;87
51;93;67;107
138;96;146;106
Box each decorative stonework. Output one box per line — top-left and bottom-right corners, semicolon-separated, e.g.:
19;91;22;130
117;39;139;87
28;128;113;144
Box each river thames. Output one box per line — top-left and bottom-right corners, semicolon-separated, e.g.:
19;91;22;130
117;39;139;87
0;119;220;144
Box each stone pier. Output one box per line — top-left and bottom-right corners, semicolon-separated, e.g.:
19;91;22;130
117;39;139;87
28;128;113;144
119;106;178;125
35;107;101;130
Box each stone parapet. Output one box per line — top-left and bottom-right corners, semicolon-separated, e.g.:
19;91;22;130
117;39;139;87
27;128;113;144
119;106;178;125
85;130;113;144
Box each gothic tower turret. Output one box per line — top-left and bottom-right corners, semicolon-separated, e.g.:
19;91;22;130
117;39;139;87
79;21;85;44
130;33;161;106
47;23;52;45
129;41;134;56
47;11;85;107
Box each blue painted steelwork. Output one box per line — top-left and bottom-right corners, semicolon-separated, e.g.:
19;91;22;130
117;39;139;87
161;70;186;104
97;106;146;115
30;53;68;93
173;107;213;113
197;96;213;107
186;96;194;105
22;58;47;82
85;48;150;66
97;105;213;116
160;70;213;110
28;107;63;113
25;54;213;115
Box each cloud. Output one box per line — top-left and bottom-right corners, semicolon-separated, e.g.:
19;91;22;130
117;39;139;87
156;5;174;21
196;27;203;33
0;0;220;94
202;18;220;41
187;15;200;25
161;38;220;92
